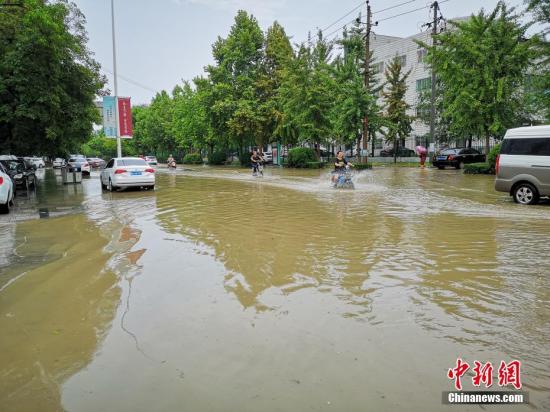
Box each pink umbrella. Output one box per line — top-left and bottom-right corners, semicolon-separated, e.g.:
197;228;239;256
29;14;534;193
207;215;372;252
416;145;427;155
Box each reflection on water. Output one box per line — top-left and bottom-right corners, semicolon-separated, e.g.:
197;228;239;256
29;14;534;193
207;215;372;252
0;167;549;411
0;214;120;411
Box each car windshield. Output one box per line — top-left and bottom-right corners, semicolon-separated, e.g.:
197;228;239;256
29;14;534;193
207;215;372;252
117;159;147;166
440;149;458;155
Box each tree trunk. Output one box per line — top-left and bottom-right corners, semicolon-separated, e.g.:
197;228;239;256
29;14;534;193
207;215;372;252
394;139;398;164
371;132;375;158
485;134;490;155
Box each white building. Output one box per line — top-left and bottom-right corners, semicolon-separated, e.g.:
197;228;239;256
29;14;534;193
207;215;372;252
370;30;434;151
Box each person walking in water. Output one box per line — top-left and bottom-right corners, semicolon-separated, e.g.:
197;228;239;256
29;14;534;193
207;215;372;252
251;150;262;176
416;146;427;168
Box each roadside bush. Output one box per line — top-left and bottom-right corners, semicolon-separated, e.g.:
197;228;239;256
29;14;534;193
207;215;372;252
240;152;252;167
306;161;324;169
464;162;492;174
487;143;501;171
287;147;317;168
208;150;226;165
183;153;203;164
353;163;372;170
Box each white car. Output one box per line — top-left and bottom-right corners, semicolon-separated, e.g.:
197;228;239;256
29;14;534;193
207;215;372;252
261;152;273;163
25;157;45;168
100;157;155;191
144;156;158;166
52;158;66;168
0;163;15;214
67;157;91;175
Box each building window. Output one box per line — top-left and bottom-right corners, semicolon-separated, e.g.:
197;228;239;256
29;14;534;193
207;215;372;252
397;55;406;67
417;48;427;63
416;77;432;92
373;62;384;74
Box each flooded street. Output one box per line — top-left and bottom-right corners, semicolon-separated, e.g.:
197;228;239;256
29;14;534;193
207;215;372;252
1;167;549;411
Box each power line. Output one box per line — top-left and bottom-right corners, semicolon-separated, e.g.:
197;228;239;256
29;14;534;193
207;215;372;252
375;0;450;23
102;68;157;93
320;0;365;33
374;0;418;14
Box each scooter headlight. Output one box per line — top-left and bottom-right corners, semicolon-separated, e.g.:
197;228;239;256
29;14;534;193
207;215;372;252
14;174;23;179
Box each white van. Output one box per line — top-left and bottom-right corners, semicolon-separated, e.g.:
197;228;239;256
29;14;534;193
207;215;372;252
495;125;550;205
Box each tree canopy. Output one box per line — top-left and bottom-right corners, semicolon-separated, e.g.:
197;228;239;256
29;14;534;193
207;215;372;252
0;0;106;156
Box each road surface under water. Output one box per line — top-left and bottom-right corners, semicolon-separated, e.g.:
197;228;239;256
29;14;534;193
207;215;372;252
0;166;549;411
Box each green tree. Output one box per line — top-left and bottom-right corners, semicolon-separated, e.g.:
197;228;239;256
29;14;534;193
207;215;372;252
382;56;412;162
0;0;106;156
172;81;212;153
525;0;550;121
332;21;383;157
206;10;265;155
258;21;293;146
421;2;537;153
279;32;336;154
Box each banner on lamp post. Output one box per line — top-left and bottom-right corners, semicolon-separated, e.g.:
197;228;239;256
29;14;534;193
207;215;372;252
118;97;133;138
102;96;117;137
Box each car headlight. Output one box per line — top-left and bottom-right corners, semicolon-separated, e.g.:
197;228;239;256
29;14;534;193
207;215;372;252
14;174;23;179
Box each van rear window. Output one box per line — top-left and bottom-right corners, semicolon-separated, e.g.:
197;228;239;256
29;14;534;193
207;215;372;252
500;138;550;156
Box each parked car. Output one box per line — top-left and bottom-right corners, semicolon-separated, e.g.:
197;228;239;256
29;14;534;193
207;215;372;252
100;157;155;191
86;157;105;168
52;158;66;168
0;162;15;214
24;157;45;168
67;157;91;175
0;155;36;190
380;147;416;157
431;148;486;169
144;156;158;166
495;125;550;205
260;152;273;163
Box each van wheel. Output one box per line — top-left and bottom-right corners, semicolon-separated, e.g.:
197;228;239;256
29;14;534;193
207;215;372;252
513;183;539;205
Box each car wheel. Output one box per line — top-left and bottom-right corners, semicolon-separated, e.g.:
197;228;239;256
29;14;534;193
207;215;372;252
0;200;9;214
149;185;155;191
100;178;106;190
437;166;445;170
513;183;539;205
108;178;114;192
456;161;464;170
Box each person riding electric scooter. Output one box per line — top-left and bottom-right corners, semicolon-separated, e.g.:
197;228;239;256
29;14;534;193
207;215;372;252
332;151;354;189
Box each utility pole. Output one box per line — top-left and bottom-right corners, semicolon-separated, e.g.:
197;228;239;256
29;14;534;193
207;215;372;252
111;0;122;158
362;0;372;162
429;1;438;151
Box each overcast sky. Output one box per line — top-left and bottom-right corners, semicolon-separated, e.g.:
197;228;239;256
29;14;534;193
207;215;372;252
73;0;528;104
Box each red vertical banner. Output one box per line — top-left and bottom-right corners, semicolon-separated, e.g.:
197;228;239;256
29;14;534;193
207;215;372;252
118;97;133;138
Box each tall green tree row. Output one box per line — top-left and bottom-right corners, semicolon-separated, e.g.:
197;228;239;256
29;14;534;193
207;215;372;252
130;2;546;160
420;2;540;153
0;0;106;156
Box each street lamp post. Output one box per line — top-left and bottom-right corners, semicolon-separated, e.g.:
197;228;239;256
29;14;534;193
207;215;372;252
111;0;121;158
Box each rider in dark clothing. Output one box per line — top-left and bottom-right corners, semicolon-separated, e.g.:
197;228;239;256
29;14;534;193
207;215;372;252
332;151;352;183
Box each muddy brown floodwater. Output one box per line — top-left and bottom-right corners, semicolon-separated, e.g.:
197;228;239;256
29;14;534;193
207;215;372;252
0;167;549;411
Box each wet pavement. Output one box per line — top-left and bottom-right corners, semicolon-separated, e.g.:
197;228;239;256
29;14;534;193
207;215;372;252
0;166;549;411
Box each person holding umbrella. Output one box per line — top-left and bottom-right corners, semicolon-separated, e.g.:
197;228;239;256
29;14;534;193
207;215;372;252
416;145;427;168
